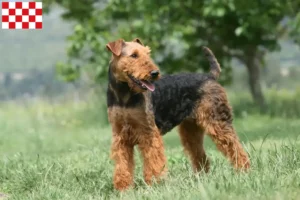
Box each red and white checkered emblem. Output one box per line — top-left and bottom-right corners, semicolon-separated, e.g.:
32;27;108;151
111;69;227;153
1;1;42;29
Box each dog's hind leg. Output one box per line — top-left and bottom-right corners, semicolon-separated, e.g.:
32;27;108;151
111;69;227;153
178;119;210;173
195;83;250;170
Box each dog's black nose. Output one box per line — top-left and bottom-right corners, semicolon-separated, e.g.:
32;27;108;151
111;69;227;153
150;70;160;78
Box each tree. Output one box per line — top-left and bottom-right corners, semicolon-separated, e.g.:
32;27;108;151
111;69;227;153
44;0;300;110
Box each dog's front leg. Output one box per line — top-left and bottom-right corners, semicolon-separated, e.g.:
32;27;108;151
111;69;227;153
111;134;134;191
138;129;167;185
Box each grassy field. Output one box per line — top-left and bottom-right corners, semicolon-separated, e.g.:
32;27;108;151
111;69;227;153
0;100;300;200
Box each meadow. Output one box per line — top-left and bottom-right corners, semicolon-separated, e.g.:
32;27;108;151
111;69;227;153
0;92;300;200
1;3;300;198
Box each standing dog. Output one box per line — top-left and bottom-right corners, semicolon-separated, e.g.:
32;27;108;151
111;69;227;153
106;38;250;191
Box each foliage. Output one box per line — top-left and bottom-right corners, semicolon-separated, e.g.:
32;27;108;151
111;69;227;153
289;8;300;44
42;0;300;87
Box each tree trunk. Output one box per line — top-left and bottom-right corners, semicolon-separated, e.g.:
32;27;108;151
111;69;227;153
245;53;267;112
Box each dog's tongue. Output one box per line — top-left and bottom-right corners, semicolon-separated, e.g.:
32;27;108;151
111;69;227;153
141;80;155;92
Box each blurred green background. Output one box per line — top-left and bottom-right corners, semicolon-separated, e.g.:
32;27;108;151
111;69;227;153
1;0;300;116
1;0;300;199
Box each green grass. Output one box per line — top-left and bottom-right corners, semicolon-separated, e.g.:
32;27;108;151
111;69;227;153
0;101;300;200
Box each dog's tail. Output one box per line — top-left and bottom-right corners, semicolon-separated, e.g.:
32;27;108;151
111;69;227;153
202;46;221;80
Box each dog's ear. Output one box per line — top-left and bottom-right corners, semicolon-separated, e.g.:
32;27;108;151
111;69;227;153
106;39;124;56
132;38;144;46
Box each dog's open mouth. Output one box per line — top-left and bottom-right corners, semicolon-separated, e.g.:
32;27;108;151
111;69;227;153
128;75;155;92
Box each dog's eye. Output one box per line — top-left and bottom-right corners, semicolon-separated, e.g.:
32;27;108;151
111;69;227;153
130;53;138;58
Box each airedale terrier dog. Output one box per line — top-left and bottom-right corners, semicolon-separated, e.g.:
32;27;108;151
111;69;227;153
106;38;250;191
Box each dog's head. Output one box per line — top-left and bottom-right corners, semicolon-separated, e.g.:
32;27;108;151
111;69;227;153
106;38;160;93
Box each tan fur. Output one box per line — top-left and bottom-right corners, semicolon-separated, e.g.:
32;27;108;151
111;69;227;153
202;46;221;79
106;39;250;191
193;81;250;170
107;38;166;190
178;119;210;172
108;40;159;93
108;107;167;190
